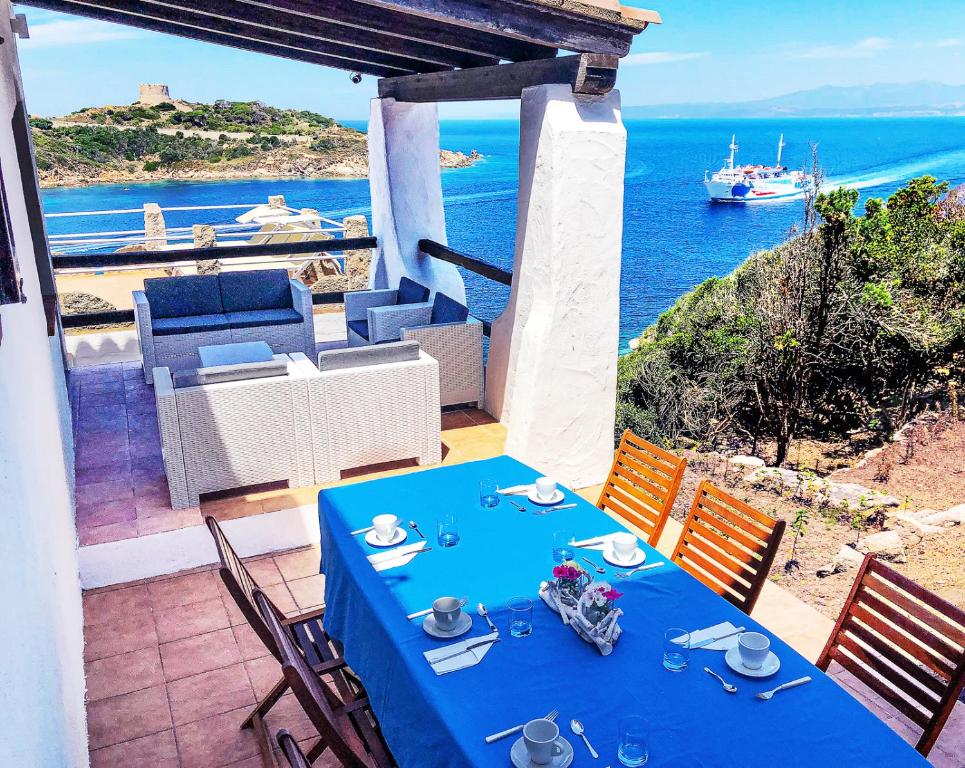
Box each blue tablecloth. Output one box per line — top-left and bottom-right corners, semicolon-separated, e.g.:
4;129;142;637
319;456;929;768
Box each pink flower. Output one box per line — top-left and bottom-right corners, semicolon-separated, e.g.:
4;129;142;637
552;565;564;578
603;588;623;601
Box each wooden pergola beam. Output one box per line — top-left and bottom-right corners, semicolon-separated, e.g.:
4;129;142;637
378;52;618;102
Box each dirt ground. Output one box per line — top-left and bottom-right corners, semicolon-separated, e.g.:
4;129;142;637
671;418;965;621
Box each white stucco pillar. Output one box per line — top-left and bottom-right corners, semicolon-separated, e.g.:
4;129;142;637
367;97;465;303
486;84;627;489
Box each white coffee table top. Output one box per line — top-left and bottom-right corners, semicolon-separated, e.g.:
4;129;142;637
198;341;274;368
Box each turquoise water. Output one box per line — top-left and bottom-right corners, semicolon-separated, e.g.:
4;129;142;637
41;117;965;350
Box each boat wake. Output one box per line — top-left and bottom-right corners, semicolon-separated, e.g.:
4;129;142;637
825;146;965;192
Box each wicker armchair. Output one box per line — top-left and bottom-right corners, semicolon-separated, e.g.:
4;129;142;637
154;353;320;508
402;317;484;407
343;277;431;347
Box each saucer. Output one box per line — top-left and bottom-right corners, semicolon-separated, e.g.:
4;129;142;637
364;528;407;548
725;646;781;678
603;545;646;567
510;736;574;768
422;612;472;639
527;488;565;506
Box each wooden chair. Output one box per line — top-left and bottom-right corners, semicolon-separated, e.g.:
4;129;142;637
597;429;687;545
276;729;312;768
255;589;395;768
204;516;353;766
817;553;965;757
671;480;785;614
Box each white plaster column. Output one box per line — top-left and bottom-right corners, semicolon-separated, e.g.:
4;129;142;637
367;97;465;303
486;84;627;489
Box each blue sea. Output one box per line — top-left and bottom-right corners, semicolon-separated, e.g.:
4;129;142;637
41;117;965;351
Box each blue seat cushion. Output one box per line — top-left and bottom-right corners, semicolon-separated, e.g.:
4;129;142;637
397;276;430;305
431;292;469;325
347;319;369;341
225;308;303;329
219;269;294;313
152;313;230;336
145;275;223;318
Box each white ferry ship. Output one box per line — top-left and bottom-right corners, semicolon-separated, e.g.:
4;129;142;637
704;134;813;203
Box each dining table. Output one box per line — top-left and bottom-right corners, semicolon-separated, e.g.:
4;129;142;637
317;455;931;768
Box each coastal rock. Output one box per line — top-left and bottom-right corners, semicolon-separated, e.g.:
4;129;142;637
727;455;765;469
818;482;900;509
744;467;808;495
342;215;372;290
817;545;865;577
918;504;965;527
857;530;907;562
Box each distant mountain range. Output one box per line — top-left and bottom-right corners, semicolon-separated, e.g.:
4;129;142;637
624;82;965;119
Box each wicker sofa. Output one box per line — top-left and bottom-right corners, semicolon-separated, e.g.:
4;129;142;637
135;269;316;383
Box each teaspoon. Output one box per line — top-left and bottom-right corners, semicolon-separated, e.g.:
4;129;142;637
408;520;425;539
704;666;738;693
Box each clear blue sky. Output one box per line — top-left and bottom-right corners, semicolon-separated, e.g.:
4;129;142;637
16;0;965;120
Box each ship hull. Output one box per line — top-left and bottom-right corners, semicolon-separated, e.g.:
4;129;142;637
704;178;809;203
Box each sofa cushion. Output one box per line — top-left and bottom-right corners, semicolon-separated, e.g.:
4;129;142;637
152;313;230;336
317;340;420;372
225;308;303;329
397;276;430;305
172;358;289;388
219;269;294;313
145;275;223;318
347;319;369;341
430;292;469;325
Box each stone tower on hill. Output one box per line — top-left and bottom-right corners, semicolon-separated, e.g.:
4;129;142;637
138;84;171;106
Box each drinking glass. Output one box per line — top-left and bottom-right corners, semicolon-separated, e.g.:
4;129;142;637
618;715;650;767
479;478;500;508
552;530;575;563
663;628;689;671
437;513;460;547
508;597;533;637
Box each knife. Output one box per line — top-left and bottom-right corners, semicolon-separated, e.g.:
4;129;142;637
688;626;746;650
431;637;500;664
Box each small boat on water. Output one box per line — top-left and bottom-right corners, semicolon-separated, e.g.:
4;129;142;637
704;134;813;203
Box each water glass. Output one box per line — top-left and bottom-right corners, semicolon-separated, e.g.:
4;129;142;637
552;530;575;563
618;715;650;766
508;596;533;637
437;513;460;547
479;478;500;508
663;627;689;671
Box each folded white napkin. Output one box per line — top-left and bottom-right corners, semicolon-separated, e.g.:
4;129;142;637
367;542;428;573
497;484;531;495
677;621;743;650
570;532;624;552
424;632;499;675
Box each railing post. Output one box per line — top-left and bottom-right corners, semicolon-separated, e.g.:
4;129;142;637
143;203;166;248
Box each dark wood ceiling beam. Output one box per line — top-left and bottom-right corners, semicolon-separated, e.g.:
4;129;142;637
379;52;618;102
250;0;558;62
355;0;634;55
18;0;418;75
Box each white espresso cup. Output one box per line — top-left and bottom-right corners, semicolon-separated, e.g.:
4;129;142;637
372;514;399;543
523;718;564;765
611;531;638;562
535;476;558;501
737;631;771;670
432;596;462;631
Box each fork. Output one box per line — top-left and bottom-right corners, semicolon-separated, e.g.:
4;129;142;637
484;709;559;743
614;561;666;579
756;676;812;700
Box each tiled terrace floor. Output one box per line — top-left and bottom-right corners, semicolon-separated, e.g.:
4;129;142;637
83;522;963;768
70;361;504;547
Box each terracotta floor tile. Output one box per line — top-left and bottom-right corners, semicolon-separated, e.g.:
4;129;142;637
243;556;285;587
243;655;282;700
160;627;242;682
84;584;152;627
286;574;325;611
167;663;255;727
231;623;271;662
134;475;170;499
80;519;140;546
77;497;137;528
89;728;179;768
441;410;474;430
149;570;222;611
933;702;964;756
205;499;263;522
134;493;177;517
86;684;172;750
76;462;133;488
77;478;135;508
274;548;322;582
137;508;204;536
134;454;166;472
262;582;298;615
174;705;262;768
86;646;164;701
84;614;158;662
262;692;317;742
76;446;132;472
219;584;248;627
155;596;230;644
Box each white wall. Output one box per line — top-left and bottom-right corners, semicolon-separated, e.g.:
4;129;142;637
487;84;627;488
0;6;89;766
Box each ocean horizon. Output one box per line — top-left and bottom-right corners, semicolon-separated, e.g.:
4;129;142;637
41;116;965;351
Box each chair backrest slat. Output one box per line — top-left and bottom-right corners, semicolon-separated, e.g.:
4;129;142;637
254;589;371;768
671;480;785;614
817;553;965;756
598;430;687;545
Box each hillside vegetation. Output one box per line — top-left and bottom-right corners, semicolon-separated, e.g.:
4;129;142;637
618;175;965;464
